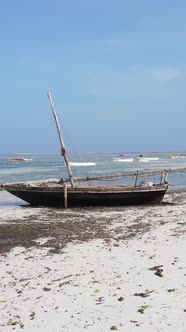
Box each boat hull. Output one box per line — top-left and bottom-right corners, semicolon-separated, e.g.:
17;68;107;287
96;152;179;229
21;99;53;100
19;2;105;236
3;185;168;207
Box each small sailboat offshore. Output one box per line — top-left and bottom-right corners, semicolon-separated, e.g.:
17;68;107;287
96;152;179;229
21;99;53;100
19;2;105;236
1;93;169;208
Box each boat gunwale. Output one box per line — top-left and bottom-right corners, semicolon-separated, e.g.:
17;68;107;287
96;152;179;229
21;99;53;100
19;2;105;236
2;183;168;194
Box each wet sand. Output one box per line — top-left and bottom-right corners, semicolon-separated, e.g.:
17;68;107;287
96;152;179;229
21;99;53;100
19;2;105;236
0;190;185;331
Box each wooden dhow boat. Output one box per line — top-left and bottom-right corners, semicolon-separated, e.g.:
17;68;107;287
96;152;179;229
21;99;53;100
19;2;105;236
1;93;169;208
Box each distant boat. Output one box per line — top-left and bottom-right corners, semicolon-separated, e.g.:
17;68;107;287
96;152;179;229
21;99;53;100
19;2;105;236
69;162;96;167
9;158;32;162
136;157;149;162
136;155;159;162
1;93;169;208
170;155;186;159
147;157;159;161
112;158;134;163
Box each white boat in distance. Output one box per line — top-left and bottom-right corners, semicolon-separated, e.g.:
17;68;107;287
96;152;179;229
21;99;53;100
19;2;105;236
112;158;134;163
136;155;159;162
170;155;186;159
136;157;149;162
69;162;96;167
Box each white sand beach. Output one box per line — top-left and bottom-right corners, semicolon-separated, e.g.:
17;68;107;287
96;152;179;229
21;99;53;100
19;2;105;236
0;191;185;331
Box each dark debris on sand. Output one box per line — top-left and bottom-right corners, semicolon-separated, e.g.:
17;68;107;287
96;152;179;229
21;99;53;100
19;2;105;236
0;206;152;255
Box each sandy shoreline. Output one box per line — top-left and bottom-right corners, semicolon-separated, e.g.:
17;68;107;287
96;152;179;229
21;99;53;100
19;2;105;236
0;191;186;331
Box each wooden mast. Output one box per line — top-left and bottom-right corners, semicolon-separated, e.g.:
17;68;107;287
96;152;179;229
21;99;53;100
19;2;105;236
47;92;76;187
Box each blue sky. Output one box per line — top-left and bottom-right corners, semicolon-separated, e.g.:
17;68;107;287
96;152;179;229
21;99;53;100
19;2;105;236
0;0;186;153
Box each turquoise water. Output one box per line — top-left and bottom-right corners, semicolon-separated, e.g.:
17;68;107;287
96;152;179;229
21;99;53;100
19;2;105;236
0;152;186;191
